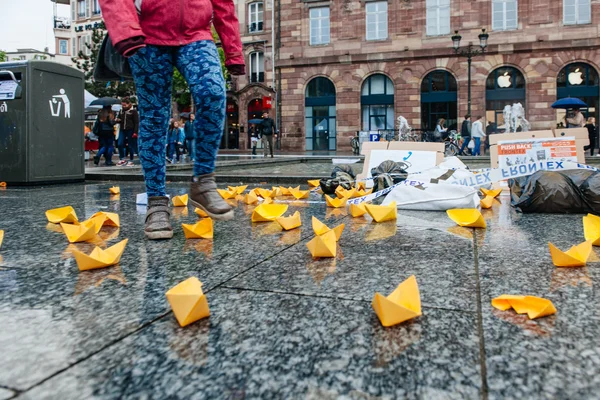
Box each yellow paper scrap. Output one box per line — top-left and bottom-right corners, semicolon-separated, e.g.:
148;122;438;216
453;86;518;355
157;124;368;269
365;202;397;223
548;240;592;267
166;277;210;327
491;295;556;319
306;230;337;258
481;188;502;198
182;218;214;239
172;194;189;207
72;239;128;271
46;206;78;224
251;203;289;222
372;275;422;327
109;186;120;195
583;214;600;246
60;220;97;243
325;195;347;208
276;211;302;231
289;187;310;200
349;203;367;218
446;209;486;228
308;180;320;187
90;212;120;227
311;216;344;241
194;208;209;218
480;195;494;209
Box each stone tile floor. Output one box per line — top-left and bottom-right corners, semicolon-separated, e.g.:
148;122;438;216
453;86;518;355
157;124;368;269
1;182;599;399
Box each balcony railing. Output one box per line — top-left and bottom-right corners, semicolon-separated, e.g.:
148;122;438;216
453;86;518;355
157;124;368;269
92;8;101;15
54;17;71;30
248;21;264;33
250;72;265;83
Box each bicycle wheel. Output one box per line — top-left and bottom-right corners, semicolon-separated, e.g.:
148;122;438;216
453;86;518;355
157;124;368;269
445;142;460;157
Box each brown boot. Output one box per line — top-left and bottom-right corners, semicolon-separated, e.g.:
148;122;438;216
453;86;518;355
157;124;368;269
189;173;234;221
145;196;174;240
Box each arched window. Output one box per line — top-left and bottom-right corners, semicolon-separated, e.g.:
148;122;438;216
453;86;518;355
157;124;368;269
361;74;394;131
420;70;458;131
305;77;336;151
556;62;599;131
485;66;526;132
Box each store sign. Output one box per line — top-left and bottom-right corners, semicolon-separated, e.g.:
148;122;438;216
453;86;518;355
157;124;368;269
226;103;236;113
263;96;272;109
75;21;104;32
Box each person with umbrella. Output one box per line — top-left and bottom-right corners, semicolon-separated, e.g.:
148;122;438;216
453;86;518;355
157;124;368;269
92;106;117;166
566;108;585;128
551;97;588;128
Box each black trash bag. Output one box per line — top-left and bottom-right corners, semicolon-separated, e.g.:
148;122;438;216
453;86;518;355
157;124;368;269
93;35;133;82
371;160;408;193
319;165;356;194
509;170;600;213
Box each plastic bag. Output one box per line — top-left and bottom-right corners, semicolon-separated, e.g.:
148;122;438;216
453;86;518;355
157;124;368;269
467;140;475;149
382;183;479;211
93;35;133;82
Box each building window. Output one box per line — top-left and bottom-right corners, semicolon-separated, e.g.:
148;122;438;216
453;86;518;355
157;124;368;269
492;0;518;31
305;77;337;151
361;74;395;131
365;1;388;41
485;67;526;132
249;52;264;83
77;0;86;17
19;56;27;60
556;63;599;130
248;2;264;33
564;0;591;25
93;0;101;15
310;7;330;46
421;70;458;131
426;0;451;36
58;39;69;55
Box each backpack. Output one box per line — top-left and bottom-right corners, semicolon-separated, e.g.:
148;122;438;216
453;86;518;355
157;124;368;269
371;160;408;193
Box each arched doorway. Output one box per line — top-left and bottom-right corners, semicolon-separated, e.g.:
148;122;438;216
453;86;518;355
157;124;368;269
361;74;395;132
421;70;458;131
485;66;526;133
247;98;263;149
305;77;336;151
556;62;599;128
221;99;239;149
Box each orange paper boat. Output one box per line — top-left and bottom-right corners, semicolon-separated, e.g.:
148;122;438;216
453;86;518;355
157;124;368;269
349;202;367;218
583;214;600;246
109;186;120;195
90;212;120;227
194;208;209;218
182;218;214;239
243;192;259;205
217;189;237;200
228;185;248;195
446;209;486;228
491;295;556;319
325;195;347;208
276;211;302;231
46;206;78;224
172;194;189;207
256;188;276;199
166;277;210;327
311;216;344;241
365;202;397;223
356;181;366;191
289;187;310;200
306;230;337;258
279;186;292;196
480;195;494;209
481;188;502;198
71;239;128;271
251;203;289;222
60;220;97;243
548;240;592;267
307;180;321;187
372;275;422;327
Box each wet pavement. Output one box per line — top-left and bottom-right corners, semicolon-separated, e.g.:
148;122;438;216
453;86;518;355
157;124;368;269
1;182;600;399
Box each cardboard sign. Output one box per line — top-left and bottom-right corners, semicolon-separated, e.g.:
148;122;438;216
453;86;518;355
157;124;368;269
497;137;577;170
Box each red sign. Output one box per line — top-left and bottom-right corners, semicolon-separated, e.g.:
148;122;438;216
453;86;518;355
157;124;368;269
263;96;272;109
226;103;236;113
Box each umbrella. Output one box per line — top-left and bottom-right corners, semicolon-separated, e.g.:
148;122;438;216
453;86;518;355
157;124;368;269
89;97;121;107
551;97;588;109
249;118;263;124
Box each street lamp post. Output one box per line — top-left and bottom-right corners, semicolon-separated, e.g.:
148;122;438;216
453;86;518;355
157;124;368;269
451;29;489;117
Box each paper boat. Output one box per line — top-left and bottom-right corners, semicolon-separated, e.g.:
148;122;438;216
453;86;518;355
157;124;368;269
355;188;373;197
262;197;273;204
90;211;120;227
217;189;237;200
325;195;347;208
166;277;210;327
172;194;189;207
276;211;302;231
109;186;120;195
335;186;353;199
307;180;321;187
372;275;422;327
349;203;367;218
311;216;344;241
46;206;78;224
548;240;592;267
480;195;494;209
491;295;556;319
182;218;214;239
228;185;248;195
256;188;276;199
0;230;4;249
72;239;128;271
243;192;259;205
82;214;106;234
289;187;310;200
446;209;486;228
194;208;209;218
306;230;337;258
279;186;292;196
356;182;366;191
583;214;600;246
271;187;283;197
481;188;502;198
60;220;97;243
365;202;397;223
252;203;289;222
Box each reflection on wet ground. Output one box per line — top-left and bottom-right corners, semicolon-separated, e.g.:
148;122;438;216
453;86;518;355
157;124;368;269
1;182;600;398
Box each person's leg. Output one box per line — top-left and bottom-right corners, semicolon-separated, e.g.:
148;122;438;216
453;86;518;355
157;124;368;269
176;40;232;220
459;137;470;155
267;134;274;157
176;144;182;161
96;137;107;163
262;136;269;157
125;130;135;160
474;137;481;156
117;132;126;162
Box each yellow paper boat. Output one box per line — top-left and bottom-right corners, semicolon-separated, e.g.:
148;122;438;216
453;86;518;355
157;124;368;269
480;195;494;209
256;188;276;199
109;186;120;195
583;214;600;246
82;214;106;234
357;181;366;191
349;203;367;218
481;188;502;198
166;277;210;327
311;216;344;241
217;189;237;200
365;202;397;223
548;240;592;267
306;230;337;258
447;209;486;228
271;187;283;197
325;195;347;208
243;192;259;205
90;211;120;227
228;185;248;195
276;211;302;231
60;220;97;243
46;206;78;224
263;197;273;204
491;295;556;319
252;203;289;222
72;239;128;271
182;218;214;239
289;187;310;200
0;230;4;249
194;208;209;218
172;194;189;207
335;186;353;199
372;275;422;327
279;186;291;196
355;188;373;197
308;179;321;187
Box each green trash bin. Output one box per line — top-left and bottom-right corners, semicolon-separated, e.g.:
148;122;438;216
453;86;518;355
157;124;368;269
0;61;85;184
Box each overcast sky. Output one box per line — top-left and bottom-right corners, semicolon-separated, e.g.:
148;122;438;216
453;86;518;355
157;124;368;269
0;0;69;53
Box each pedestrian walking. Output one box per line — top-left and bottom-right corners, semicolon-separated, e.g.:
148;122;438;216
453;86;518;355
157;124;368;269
458;114;471;156
260;111;277;158
168;122;185;163
471;116;486;157
116;97;139;166
183;114;195;162
93;107;116;166
249;125;258;155
584;117;597;156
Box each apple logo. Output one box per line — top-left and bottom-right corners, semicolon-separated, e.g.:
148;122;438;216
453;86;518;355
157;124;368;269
568;68;584;85
497;71;512;88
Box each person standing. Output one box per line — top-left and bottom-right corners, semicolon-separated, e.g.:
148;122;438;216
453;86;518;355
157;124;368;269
458;114;471;156
249;125;258;155
584;117;597;156
260;111;277;158
566;108;585;128
93;107;116;166
183;114;195;162
167;121;185;163
434;118;447;141
471;116;486;157
116;97;139;166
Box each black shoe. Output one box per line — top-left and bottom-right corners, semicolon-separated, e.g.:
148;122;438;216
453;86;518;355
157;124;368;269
105;162;115;166
93;155;100;166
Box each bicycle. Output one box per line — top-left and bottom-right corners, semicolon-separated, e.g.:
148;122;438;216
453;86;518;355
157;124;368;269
444;130;472;157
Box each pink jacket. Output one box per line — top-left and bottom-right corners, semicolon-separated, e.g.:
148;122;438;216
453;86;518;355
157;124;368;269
99;0;244;66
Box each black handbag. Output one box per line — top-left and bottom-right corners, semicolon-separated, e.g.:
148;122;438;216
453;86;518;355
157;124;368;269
93;35;133;82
